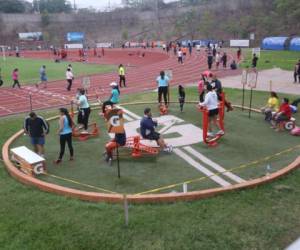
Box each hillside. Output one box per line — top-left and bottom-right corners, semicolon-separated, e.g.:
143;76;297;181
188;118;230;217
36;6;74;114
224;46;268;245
0;0;299;46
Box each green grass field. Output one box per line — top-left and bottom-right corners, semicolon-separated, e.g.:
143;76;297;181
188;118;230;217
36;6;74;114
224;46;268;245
0;57;115;86
1;87;300;249
10;87;300;194
241;49;300;71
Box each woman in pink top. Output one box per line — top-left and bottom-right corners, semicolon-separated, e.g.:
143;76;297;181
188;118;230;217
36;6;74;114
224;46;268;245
12;68;21;88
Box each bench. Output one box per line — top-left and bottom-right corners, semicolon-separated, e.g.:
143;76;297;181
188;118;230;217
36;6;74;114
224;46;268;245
10;146;46;176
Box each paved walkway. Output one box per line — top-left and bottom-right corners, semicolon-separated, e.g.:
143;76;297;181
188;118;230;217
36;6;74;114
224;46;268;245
220;68;300;95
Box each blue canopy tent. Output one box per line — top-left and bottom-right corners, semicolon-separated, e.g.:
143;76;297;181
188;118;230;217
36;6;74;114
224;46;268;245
261;37;288;50
290;37;300;51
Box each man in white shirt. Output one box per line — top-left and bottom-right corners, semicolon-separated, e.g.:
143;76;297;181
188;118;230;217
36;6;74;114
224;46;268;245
199;84;224;137
66;68;74;91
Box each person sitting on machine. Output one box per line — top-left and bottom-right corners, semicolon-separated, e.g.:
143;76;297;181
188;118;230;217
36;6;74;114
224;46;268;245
101;82;120;114
104;108;126;165
230;60;237;70
261;91;279;122
271;98;292;131
199;84;224;137
140;108;172;152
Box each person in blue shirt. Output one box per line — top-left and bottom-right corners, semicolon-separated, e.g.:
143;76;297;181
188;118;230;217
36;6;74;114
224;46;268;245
54;108;74;164
36;65;47;88
74;88;90;132
102;82;120;113
140;107;172;152
156;71;170;106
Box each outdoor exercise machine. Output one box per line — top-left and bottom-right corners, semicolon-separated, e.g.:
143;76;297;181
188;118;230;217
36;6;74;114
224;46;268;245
104;106;159;159
198;93;225;147
70;101;99;141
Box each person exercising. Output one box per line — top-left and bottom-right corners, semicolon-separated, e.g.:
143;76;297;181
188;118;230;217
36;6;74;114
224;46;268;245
104;109;126;165
140;108;172;152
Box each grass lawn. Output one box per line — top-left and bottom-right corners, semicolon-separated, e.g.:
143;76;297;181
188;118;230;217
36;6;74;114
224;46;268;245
8;87;300;194
1;87;300;249
0;57;115;86
241;49;300;71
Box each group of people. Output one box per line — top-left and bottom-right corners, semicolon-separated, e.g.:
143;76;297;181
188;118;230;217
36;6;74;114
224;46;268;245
261;91;298;131
207;48;229;70
197;73;232;136
103;105;173;164
8;62;127;92
24;108;74;164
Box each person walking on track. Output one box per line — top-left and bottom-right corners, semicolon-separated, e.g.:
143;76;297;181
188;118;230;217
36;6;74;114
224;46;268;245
12;68;21;88
66;67;74;91
36;65;48;88
118;64;126;87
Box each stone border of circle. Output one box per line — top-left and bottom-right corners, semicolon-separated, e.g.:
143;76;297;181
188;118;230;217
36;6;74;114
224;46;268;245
2;104;300;204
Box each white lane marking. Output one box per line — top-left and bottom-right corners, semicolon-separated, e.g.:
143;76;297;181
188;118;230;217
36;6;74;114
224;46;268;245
124;115;202;147
286;238;300;250
158;120;178;134
117;105;141;120
173;148;231;187
183;146;245;184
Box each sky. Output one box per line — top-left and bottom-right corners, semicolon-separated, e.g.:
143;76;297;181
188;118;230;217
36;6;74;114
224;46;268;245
27;0;178;10
74;0;177;10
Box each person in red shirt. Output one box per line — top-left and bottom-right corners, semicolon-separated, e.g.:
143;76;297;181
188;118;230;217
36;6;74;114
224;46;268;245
271;98;292;131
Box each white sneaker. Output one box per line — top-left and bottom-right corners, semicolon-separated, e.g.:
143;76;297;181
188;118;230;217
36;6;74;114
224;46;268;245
216;130;225;135
81;130;89;134
163;145;173;153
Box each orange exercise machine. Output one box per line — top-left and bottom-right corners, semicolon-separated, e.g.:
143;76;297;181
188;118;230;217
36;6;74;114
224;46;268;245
199;93;225;147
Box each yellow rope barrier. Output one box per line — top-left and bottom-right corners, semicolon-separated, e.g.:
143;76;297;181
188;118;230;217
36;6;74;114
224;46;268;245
43;172;118;194
135;144;300;195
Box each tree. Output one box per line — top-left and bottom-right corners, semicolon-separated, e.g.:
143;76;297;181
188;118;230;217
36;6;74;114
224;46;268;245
122;29;129;40
0;0;26;13
33;0;72;13
41;10;50;27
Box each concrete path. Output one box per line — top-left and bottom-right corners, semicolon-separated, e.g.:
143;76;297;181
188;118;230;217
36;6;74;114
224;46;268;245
219;68;300;95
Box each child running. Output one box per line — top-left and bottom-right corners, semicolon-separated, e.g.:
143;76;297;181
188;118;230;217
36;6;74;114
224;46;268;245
12;68;21;88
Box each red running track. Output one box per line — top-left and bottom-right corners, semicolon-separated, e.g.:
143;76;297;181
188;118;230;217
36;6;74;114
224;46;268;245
0;48;241;117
